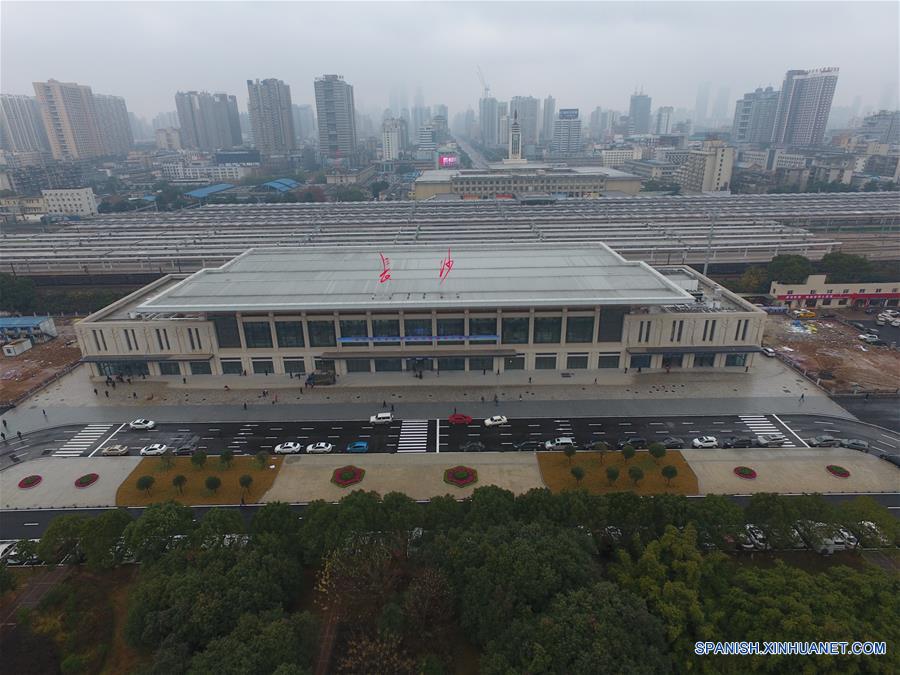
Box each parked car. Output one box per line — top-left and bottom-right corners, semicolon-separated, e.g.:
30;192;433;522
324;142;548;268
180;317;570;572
806;434;842;447
756;433;789;447
100;444;129;456
346;440;369;453
370;412;394;425
129;419;156;430
514;440;544;452
484;415;508;427
761;347;777;357
787;527;808;550
460;440;486;452
722;436;754;448
745;524;771;551
448;413;473;425
883;454;900;468
306;442;334;454
173;435;200;455
616;437;647;449
850;321;867;331
139;443;167;456
841;438;870;452
545;437;575;451
661;436;685;449
858;333;880;344
274;442;302;454
691;436;718;449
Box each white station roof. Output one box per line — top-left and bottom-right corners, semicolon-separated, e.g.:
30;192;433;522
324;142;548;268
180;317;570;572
137;244;695;313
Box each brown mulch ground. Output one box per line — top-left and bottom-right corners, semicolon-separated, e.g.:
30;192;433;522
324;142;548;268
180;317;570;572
116;455;283;506
538;450;699;495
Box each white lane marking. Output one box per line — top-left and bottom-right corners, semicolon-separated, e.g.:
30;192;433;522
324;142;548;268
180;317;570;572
881;434;899;440
270;428;283;431
24;522;39;526
91;422;127;457
618;422;632;426
649;422;665;425
772;414;809;448
208;428;221;431
879;440;897;448
435;419;440;454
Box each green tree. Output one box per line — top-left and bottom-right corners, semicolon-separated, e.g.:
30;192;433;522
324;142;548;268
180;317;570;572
661;465;678;486
252;501;305;560
767;254;814;284
239;474;253;496
191;450;207;471
686;494;745;551
571;465;586;486
173;474;187;495
465;485;517;529
219;449;234;469
606;466;620;486
589;440;608;463
159;449;174;471
621;444;635;464
401;567;455;650
122;500;196;563
194;508;245;549
80;508;133;570
746;492;803;550
648;442;666;464
628;465;644;486
13;538;39;566
137;475;155;495
0;564;15;595
736;265;769;293
370;180;389;198
838;496;900;548
37;514;87;564
206;475;222;494
563;444;577;465
0;274;37;312
254;450;270;470
818;251;875;283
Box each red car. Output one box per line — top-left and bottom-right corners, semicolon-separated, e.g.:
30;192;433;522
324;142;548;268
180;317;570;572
448;413;473;425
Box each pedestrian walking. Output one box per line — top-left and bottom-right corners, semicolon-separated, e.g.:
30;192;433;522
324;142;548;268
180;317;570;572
593;377;598;384
528;377;532;384
454;407;457;414
800;393;805;402
383;400;387;408
17;431;22;440
482;369;486;375
0;432;5;442
111;381;116;389
481;395;485;402
93;388;98;396
243;402;248;410
1;419;6;428
42;409;46;416
391;403;395;412
182;377;187;384
105;390;109;398
133;392;137;399
240;495;245;506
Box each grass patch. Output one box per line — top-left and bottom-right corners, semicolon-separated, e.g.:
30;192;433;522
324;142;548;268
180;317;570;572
116;455;283;506
538;450;699;495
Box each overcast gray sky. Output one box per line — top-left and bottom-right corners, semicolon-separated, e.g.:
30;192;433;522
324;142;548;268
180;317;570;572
2;1;898;120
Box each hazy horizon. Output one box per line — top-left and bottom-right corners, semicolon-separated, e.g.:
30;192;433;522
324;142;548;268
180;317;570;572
2;1;898;121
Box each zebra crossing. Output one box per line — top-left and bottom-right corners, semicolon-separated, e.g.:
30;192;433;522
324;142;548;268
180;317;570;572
738;416;796;448
397;419;429;453
52;424;113;458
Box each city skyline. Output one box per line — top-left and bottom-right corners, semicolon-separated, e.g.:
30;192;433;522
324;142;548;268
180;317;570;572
2;2;897;121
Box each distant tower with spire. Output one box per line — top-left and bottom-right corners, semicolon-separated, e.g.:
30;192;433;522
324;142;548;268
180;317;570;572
508;110;522;160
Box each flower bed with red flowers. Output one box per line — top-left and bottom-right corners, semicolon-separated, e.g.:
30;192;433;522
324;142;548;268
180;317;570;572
444;465;478;488
331;465;365;488
733;466;757;480
826;465;851;478
18;475;42;489
74;473;99;489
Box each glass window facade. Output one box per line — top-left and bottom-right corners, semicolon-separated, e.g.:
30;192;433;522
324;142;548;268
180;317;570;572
220;359;243;375
437;357;465;371
437;318;465;345
340;320;368;347
283;358;306;374
372;319;400;346
190;360;212;375
468;317;498;343
725;353;747;367
693;353;716;367
212;315;241;348
374;358;403;372
598;354;620;369
566;316;595;343
96;360;150;377
504;355;525;370
469;356;494;372
598;308;626;342
314;358;336;372
252;359;274;375
307;320;336;347
533;317;562;343
502;317;529;344
661;353;683;368
346;359;372;373
404;318;432;343
275;321;305;348
629;354;652;369
566;354;589;369
535;354;557;370
157;361;181;376
243;321;273;348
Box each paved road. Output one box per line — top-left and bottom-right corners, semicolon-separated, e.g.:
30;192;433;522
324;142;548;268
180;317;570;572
452;135;489;169
4;413;899;461
831;397;900;432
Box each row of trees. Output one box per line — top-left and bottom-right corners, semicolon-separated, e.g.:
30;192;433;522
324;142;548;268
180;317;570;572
729;251;899;293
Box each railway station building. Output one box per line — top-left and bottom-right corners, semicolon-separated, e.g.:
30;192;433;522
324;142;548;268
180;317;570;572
74;244;767;380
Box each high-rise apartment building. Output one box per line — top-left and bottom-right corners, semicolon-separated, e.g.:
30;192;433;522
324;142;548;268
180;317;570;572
509;96;540;147
694;82;711;126
552;109;582;154
479;96;499;145
247;78;295;157
152;111;179;130
0;94;50;154
175;91;242;151
674;141;734;193
411;105;431;139
32;79;104;160
94;94;134;155
542;95;556;142
433;104;448;121
628;92;652;134
710;86;731;124
417;125;436;152
314;74;358;167
859;110;899;144
291;104;317;143
655;106;674;135
772;68;839;146
381;117;407;160
731;87;780;144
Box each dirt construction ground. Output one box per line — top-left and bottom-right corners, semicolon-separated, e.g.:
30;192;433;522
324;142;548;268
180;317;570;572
764;315;900;392
0;321;81;407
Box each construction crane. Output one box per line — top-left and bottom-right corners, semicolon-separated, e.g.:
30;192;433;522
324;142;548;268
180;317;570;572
476;65;490;98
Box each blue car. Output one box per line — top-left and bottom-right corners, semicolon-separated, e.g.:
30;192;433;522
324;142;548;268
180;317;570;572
346;440;369;453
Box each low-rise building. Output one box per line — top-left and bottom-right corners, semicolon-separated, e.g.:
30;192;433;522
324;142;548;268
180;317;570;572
623;159;678;181
74;245;766;380
155;127;181;151
41;187;98;216
325;164;377;185
770;274;900;309
161;163;256;182
674;141;734;193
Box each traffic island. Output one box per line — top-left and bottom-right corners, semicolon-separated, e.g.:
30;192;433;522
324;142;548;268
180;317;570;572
537;450;699;495
116;456;283;506
1;458;141;509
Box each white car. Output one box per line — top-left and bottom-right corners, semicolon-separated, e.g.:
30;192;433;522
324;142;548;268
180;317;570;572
305;442;334;454
691;436;718;448
129;419;156;430
858;333;879;343
100;444;129;456
139;443;167;456
545;437;575;451
370;412;394;425
274;442;302;454
745;524;770;551
761;347;776;357
484;415;508;427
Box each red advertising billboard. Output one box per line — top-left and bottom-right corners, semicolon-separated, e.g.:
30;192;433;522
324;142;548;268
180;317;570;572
438;154;459;168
